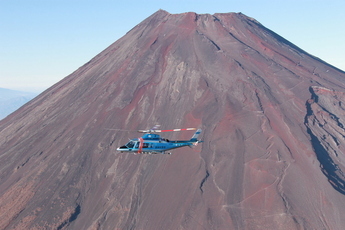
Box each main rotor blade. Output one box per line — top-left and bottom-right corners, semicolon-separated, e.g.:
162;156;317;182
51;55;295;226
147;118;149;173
151;128;197;132
151;125;161;130
137;127;197;133
137;125;161;133
137;130;151;133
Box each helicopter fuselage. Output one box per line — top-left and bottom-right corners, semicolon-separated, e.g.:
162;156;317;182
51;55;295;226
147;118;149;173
117;130;202;154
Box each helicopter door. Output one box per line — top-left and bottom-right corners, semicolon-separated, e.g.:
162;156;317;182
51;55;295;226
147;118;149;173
134;142;139;148
133;138;144;153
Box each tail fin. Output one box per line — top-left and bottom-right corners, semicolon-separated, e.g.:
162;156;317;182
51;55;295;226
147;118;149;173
190;129;202;142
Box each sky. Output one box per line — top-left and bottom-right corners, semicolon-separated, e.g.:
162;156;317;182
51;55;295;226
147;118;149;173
1;0;344;92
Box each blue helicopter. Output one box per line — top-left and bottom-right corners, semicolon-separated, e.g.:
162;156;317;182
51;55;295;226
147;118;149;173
116;126;202;154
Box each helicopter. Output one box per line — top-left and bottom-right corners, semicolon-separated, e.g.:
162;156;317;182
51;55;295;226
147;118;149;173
116;126;203;154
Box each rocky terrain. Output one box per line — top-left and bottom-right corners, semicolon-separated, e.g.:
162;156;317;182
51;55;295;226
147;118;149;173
1;10;345;229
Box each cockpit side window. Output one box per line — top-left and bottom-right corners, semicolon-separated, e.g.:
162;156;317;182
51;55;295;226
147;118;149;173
126;141;135;148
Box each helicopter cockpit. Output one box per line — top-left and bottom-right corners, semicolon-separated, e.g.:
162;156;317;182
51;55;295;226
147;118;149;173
118;139;155;150
126;141;135;148
118;140;136;150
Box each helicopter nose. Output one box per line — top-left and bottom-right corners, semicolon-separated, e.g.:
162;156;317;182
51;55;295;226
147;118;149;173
117;145;128;151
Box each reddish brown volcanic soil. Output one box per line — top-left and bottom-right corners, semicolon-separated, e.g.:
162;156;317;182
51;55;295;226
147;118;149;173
1;10;345;229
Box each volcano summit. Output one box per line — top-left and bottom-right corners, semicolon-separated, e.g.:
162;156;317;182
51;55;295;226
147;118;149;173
1;10;345;229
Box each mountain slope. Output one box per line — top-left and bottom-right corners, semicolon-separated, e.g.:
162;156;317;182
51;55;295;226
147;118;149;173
1;10;345;229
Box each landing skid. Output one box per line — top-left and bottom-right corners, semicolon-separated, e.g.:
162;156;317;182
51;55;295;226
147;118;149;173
147;151;172;155
133;151;172;155
123;151;172;155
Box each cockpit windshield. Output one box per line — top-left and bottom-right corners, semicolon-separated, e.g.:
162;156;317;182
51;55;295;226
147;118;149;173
126;141;135;148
